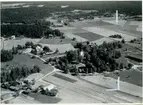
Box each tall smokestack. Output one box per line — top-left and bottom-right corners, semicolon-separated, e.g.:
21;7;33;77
116;10;118;25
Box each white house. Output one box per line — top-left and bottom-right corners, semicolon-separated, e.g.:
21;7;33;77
11;35;16;40
43;84;56;91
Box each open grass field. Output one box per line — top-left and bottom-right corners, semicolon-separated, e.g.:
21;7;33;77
38;43;75;53
70;21;93;28
1;54;54;74
0;38;40;50
87;20;113;26
86;19;142;38
100;24;142;38
74;32;103;41
54;27;87;33
91;37;115;45
64;32;88;42
83;27;136;41
103;19;126;27
108;69;142;86
38;38;76;45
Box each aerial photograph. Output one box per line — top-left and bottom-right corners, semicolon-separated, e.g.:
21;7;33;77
0;0;142;104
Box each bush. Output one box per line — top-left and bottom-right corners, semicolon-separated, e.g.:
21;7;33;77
72;37;76;41
43;46;50;52
12;47;18;54
128;63;133;69
17;45;23;50
49;88;58;96
25;41;34;48
32;65;41;73
122;39;125;43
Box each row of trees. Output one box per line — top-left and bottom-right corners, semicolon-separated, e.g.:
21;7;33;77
1;65;41;83
109;34;122;39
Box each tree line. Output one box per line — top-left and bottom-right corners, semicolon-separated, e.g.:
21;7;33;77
1;65;41;83
1;20;63;38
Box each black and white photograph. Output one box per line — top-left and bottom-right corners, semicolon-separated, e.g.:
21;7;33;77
0;0;142;104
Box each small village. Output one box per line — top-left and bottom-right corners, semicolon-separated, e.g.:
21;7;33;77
1;1;142;104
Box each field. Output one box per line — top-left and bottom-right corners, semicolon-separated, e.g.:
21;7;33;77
1;54;54;74
64;33;88;42
83;27;136;41
42;72;142;103
74;32;103;41
38;43;75;53
38;38;76;45
53;27;87;33
0;38;40;50
70;21;93;28
91;37;115;45
108;69;142;86
87;19;114;26
53;18;142;44
102;19;126;27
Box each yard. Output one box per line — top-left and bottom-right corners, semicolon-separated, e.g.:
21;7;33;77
1;54;54;75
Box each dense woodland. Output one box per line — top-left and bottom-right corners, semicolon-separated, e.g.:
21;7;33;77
2;1;142;23
1;20;63;38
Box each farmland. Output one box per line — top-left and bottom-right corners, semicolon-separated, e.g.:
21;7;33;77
83;27;136;41
1;1;142;104
38;38;77;45
74;32;103;41
1;54;54;74
42;72;142;103
0;38;40;50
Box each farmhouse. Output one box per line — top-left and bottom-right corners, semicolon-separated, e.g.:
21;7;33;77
43;84;56;91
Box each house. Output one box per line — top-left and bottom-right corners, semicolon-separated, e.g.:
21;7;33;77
36;46;43;54
11;35;16;40
80;50;84;57
43;84;56;91
48;34;53;38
